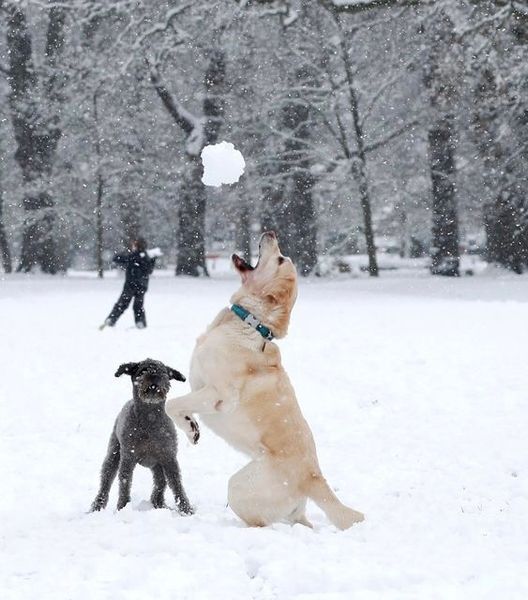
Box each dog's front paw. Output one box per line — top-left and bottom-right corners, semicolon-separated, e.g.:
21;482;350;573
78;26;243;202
176;498;195;515
90;495;107;512
171;413;200;444
184;415;200;444
151;496;166;509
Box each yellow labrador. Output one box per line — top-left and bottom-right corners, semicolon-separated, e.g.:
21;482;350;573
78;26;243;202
166;232;364;529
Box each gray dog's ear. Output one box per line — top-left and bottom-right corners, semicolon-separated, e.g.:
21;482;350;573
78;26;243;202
166;367;186;382
115;362;139;378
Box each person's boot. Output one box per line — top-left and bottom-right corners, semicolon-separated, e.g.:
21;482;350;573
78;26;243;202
136;321;146;329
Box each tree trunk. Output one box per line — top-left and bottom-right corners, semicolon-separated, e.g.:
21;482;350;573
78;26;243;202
0;186;12;274
176;159;208;276
95;174;104;278
261;183;281;234
485;191;526;273
274;66;319;275
235;202;252;263
93;89;104;278
175;49;225;276
399;207;408;258
425;10;460;277
473;55;528;272
119;193;141;248
290;169;317;275
5;5;65;273
428;117;460;276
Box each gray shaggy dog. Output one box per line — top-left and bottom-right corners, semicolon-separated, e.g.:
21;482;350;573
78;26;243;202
90;358;199;513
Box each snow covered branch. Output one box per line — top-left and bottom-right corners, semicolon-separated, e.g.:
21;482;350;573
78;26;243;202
132;3;193;51
147;60;205;157
360;56;416;127
235;0;300;26
455;3;511;40
364;119;418;154
320;0;428;14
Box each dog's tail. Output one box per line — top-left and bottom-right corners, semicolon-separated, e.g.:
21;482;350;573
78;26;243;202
303;473;364;530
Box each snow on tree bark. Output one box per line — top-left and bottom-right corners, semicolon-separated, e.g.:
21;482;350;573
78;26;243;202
470;2;528;272
424;9;460;277
0;180;12;274
428;117;459;276
5;5;66;273
93;88;104;279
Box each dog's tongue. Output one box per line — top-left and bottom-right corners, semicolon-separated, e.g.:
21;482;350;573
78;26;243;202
232;253;254;271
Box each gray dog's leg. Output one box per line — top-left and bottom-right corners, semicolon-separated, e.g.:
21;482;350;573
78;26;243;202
116;454;136;510
163;460;193;515
90;432;120;511
150;464;166;508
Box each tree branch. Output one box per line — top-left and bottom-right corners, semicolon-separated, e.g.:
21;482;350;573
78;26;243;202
146;59;205;156
365;119;418;154
360;55;416;127
319;0;427;14
133;3;193;50
147;61;195;136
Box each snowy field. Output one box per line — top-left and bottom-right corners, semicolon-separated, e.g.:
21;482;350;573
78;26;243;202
2;270;528;599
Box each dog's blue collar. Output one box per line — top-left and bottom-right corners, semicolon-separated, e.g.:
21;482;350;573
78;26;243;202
231;304;274;342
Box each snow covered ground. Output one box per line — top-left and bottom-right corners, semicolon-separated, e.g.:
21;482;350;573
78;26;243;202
1;270;528;599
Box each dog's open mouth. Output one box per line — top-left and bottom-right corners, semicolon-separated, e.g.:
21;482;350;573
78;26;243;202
232;253;254;272
232;231;277;273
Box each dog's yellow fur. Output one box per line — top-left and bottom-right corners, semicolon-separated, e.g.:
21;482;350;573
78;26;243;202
166;232;364;529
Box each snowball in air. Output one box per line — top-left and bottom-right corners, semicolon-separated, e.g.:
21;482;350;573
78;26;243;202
201;141;245;187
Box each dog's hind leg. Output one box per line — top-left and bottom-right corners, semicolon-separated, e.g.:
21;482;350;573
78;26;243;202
116;454;136;510
90;432;120;512
162;460;194;515
288;499;313;529
150;464;166;508
227;459;302;527
302;474;364;530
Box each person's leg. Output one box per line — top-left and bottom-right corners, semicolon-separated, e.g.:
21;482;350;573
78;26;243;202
106;285;133;326
133;290;146;328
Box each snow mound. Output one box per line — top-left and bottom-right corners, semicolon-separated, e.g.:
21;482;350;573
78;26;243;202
201;141;245;187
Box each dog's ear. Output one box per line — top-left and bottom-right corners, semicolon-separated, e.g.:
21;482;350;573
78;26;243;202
115;362;139;378
166;367;186;382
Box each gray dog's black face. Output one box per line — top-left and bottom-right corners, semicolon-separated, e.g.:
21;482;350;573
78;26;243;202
115;359;186;405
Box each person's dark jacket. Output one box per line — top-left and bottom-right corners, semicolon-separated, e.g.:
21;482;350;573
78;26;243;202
113;250;156;292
